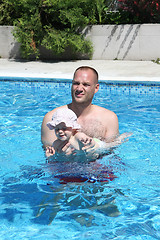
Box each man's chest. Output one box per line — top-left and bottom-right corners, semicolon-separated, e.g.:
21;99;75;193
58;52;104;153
79;118;106;140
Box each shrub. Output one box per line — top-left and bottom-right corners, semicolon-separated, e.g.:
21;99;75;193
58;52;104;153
0;0;22;25
1;0;160;59
117;0;160;23
0;0;98;59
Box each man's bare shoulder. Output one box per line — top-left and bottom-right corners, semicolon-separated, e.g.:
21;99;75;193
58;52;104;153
92;105;119;140
92;105;118;120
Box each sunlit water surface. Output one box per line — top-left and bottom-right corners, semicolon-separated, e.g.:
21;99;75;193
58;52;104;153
0;81;160;240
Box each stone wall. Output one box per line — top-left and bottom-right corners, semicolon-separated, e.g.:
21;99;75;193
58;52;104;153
84;24;160;60
0;24;160;60
0;26;20;59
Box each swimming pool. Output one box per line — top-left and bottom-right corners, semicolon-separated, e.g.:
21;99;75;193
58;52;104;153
0;80;160;239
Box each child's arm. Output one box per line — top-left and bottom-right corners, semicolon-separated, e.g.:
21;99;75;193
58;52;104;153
74;132;99;159
46;140;74;157
75;132;93;146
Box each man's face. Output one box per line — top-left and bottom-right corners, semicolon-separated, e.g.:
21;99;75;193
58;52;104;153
71;69;99;105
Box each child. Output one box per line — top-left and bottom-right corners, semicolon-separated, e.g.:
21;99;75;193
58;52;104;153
45;108;106;158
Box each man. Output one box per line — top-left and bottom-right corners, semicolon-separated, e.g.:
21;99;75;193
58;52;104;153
41;66;119;155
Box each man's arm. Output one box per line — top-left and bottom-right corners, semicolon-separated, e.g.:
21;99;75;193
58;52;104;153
79;107;119;156
103;110;132;149
103;111;119;142
41;111;56;148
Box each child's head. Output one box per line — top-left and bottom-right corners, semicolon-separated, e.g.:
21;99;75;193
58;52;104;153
47;108;81;141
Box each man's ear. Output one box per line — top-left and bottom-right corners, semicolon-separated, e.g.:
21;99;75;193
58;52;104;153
95;84;99;93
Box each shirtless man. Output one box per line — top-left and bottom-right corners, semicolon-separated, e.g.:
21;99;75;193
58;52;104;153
41;66;119;155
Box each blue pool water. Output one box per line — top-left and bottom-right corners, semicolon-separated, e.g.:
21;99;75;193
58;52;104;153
0;80;160;239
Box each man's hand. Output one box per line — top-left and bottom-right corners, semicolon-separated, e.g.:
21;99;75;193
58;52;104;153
109;132;133;147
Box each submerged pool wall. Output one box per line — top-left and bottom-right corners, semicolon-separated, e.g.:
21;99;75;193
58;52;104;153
0;24;160;60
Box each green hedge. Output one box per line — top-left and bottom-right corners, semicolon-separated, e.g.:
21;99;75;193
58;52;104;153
0;0;100;59
0;0;160;59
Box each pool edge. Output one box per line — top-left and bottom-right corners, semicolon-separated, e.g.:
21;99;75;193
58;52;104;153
0;76;160;86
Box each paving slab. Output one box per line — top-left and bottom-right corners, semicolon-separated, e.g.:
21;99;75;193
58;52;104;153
0;59;160;82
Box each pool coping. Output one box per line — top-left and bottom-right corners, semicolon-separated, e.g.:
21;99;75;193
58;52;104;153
0;76;160;86
0;59;160;86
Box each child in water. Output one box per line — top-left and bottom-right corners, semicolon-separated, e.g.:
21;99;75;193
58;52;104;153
45;108;106;158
